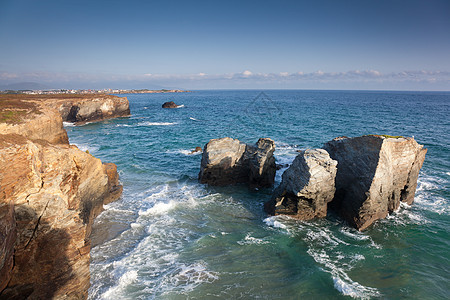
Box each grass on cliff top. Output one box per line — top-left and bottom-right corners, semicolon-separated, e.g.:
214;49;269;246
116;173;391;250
0;93;118;102
368;134;404;139
0;98;41;124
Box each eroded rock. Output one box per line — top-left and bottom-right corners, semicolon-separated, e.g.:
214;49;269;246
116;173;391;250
162;101;179;108
0;134;122;299
323;135;427;230
199;137;276;187
265;149;337;220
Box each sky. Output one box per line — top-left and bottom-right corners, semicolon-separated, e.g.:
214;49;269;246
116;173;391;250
0;0;449;90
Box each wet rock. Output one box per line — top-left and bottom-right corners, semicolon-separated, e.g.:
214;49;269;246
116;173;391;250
265;149;337;220
162;101;179;108
199;137;276;188
323;135;427;230
189;146;203;154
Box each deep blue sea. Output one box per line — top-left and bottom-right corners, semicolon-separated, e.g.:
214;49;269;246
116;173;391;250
64;90;449;299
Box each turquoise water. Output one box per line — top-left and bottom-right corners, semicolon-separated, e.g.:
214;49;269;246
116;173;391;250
64;90;449;299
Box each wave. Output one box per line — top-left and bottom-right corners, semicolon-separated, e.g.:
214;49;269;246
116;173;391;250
237;233;270;245
189;117;199;121
176;104;185;108
140;121;176;126
101;270;138;299
307;248;380;299
72;143;99;153
63;121;76;127
263;216;288;230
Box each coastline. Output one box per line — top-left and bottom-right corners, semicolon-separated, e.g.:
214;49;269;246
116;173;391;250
0;94;129;298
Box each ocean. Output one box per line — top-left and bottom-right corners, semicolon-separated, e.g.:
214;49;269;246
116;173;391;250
64;90;449;299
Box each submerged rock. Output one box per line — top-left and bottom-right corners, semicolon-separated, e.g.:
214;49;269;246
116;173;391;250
323;135;427;230
162;101;179;108
189;146;203;154
265;149;337;220
198;137;276;188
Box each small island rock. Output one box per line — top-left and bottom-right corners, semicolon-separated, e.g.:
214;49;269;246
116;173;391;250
265;149;337;220
323;135;427;230
162;101;179;108
199;137;276;188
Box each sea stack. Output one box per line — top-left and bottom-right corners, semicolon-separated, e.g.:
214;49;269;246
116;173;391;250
199;137;276;188
323;135;427;230
162;101;179;108
265;149;337;220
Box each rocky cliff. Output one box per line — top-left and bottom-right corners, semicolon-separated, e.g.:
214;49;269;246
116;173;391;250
199;137;276;188
266;149;337;220
323;135;427;230
0;94;124;299
0;94;130;125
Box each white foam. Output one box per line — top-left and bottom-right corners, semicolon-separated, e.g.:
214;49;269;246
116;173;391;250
176;104;185;108
339;228;370;241
116;124;131;127
189;117;199;121
101;270;138;299
237;233;270;245
139;200;177;216
140;121;176;126
63;121;75;127
167;262;218;290
308;249;380;299
73;143;99;153
172;149;202;156
263;216;287;230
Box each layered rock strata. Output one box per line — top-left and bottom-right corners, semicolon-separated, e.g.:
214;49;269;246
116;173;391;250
199;137;276;188
0;95;124;299
265;149;337;220
323;135;427;230
0;94;130;125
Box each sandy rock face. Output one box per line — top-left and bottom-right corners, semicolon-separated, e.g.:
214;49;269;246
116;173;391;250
323;135;427;230
0;134;122;299
199;137;276;187
265;149;337;220
56;96;130;123
0;107;69;145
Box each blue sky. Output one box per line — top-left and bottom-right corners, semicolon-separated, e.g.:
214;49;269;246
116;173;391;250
0;0;449;90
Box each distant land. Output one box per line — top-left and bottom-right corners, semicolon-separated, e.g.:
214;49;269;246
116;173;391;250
0;88;190;95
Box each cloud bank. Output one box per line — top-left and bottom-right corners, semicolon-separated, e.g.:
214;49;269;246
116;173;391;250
1;69;449;91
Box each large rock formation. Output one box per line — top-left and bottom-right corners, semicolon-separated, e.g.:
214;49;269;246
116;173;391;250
265;149;337;220
0;94;124;299
52;95;130;124
323;135;427;230
0;94;130;125
199;137;276;188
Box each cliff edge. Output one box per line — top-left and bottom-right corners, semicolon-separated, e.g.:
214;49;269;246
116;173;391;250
0;94;125;299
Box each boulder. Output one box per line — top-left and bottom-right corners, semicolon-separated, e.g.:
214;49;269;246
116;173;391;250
162;101;178;108
199;137;276;187
323;135;427;230
265;149;337;220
